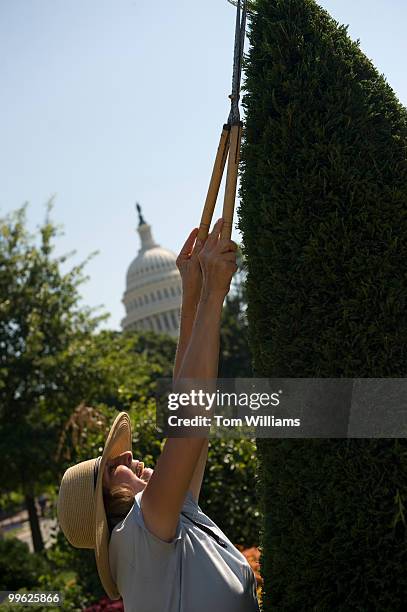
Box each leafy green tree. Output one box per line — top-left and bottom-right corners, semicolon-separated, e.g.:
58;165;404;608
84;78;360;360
0;203;106;551
239;0;407;609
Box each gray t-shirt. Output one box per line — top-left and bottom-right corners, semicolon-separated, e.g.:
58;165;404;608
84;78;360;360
108;489;260;612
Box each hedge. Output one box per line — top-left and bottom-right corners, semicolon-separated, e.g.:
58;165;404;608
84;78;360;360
239;0;407;609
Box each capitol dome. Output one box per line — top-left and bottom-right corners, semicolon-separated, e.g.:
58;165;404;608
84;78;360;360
121;204;182;337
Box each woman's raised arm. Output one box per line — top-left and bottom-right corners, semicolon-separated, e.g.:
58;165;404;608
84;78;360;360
140;218;238;542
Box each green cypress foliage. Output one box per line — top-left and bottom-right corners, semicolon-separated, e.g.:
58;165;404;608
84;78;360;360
239;0;407;609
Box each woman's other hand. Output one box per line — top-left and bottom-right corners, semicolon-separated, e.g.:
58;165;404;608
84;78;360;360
198;218;238;301
176;227;204;308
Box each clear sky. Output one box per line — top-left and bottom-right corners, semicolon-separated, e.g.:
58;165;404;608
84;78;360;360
1;0;406;330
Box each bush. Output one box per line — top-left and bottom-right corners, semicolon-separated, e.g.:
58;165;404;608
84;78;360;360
237;545;263;605
0;535;90;611
0;538;48;591
240;0;407;609
44;530;104;605
200;438;260;546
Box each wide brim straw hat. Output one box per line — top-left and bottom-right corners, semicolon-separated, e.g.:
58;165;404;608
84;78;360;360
57;411;132;600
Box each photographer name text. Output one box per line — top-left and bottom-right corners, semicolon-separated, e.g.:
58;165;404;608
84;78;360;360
167;415;301;428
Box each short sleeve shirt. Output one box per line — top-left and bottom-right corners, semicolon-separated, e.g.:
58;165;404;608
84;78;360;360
108;489;260;612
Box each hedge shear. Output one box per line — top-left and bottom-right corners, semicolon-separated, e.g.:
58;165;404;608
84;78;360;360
197;0;247;241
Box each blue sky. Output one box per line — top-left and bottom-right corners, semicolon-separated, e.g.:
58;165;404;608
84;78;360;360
1;0;406;330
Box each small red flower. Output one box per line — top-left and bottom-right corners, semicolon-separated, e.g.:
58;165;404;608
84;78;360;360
83;596;124;612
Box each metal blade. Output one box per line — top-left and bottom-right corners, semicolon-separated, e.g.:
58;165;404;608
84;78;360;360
228;0;247;124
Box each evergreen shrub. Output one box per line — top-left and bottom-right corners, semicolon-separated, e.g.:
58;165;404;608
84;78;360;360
239;0;407;609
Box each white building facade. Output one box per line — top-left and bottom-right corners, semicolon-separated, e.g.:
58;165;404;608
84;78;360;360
121;206;182;337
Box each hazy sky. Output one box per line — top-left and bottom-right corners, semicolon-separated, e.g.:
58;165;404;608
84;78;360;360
1;0;406;330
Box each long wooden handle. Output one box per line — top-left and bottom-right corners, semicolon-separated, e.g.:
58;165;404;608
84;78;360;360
198;125;230;241
221;122;242;240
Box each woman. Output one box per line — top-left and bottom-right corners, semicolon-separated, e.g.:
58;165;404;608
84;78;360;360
57;218;260;612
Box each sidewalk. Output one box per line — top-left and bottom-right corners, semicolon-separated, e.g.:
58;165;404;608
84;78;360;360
0;510;59;553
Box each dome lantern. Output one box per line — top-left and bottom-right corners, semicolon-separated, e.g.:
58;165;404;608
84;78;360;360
135;203;158;253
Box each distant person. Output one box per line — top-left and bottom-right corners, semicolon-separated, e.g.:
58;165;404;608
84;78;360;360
38;494;47;518
57;219;260;611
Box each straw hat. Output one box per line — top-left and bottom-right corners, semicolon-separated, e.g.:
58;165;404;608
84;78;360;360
57;411;132;600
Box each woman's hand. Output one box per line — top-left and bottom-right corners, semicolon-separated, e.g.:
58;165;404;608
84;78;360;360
176;227;205;308
198;218;238;301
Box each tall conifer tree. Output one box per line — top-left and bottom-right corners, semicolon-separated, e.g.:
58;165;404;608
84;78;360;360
239;1;407;608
